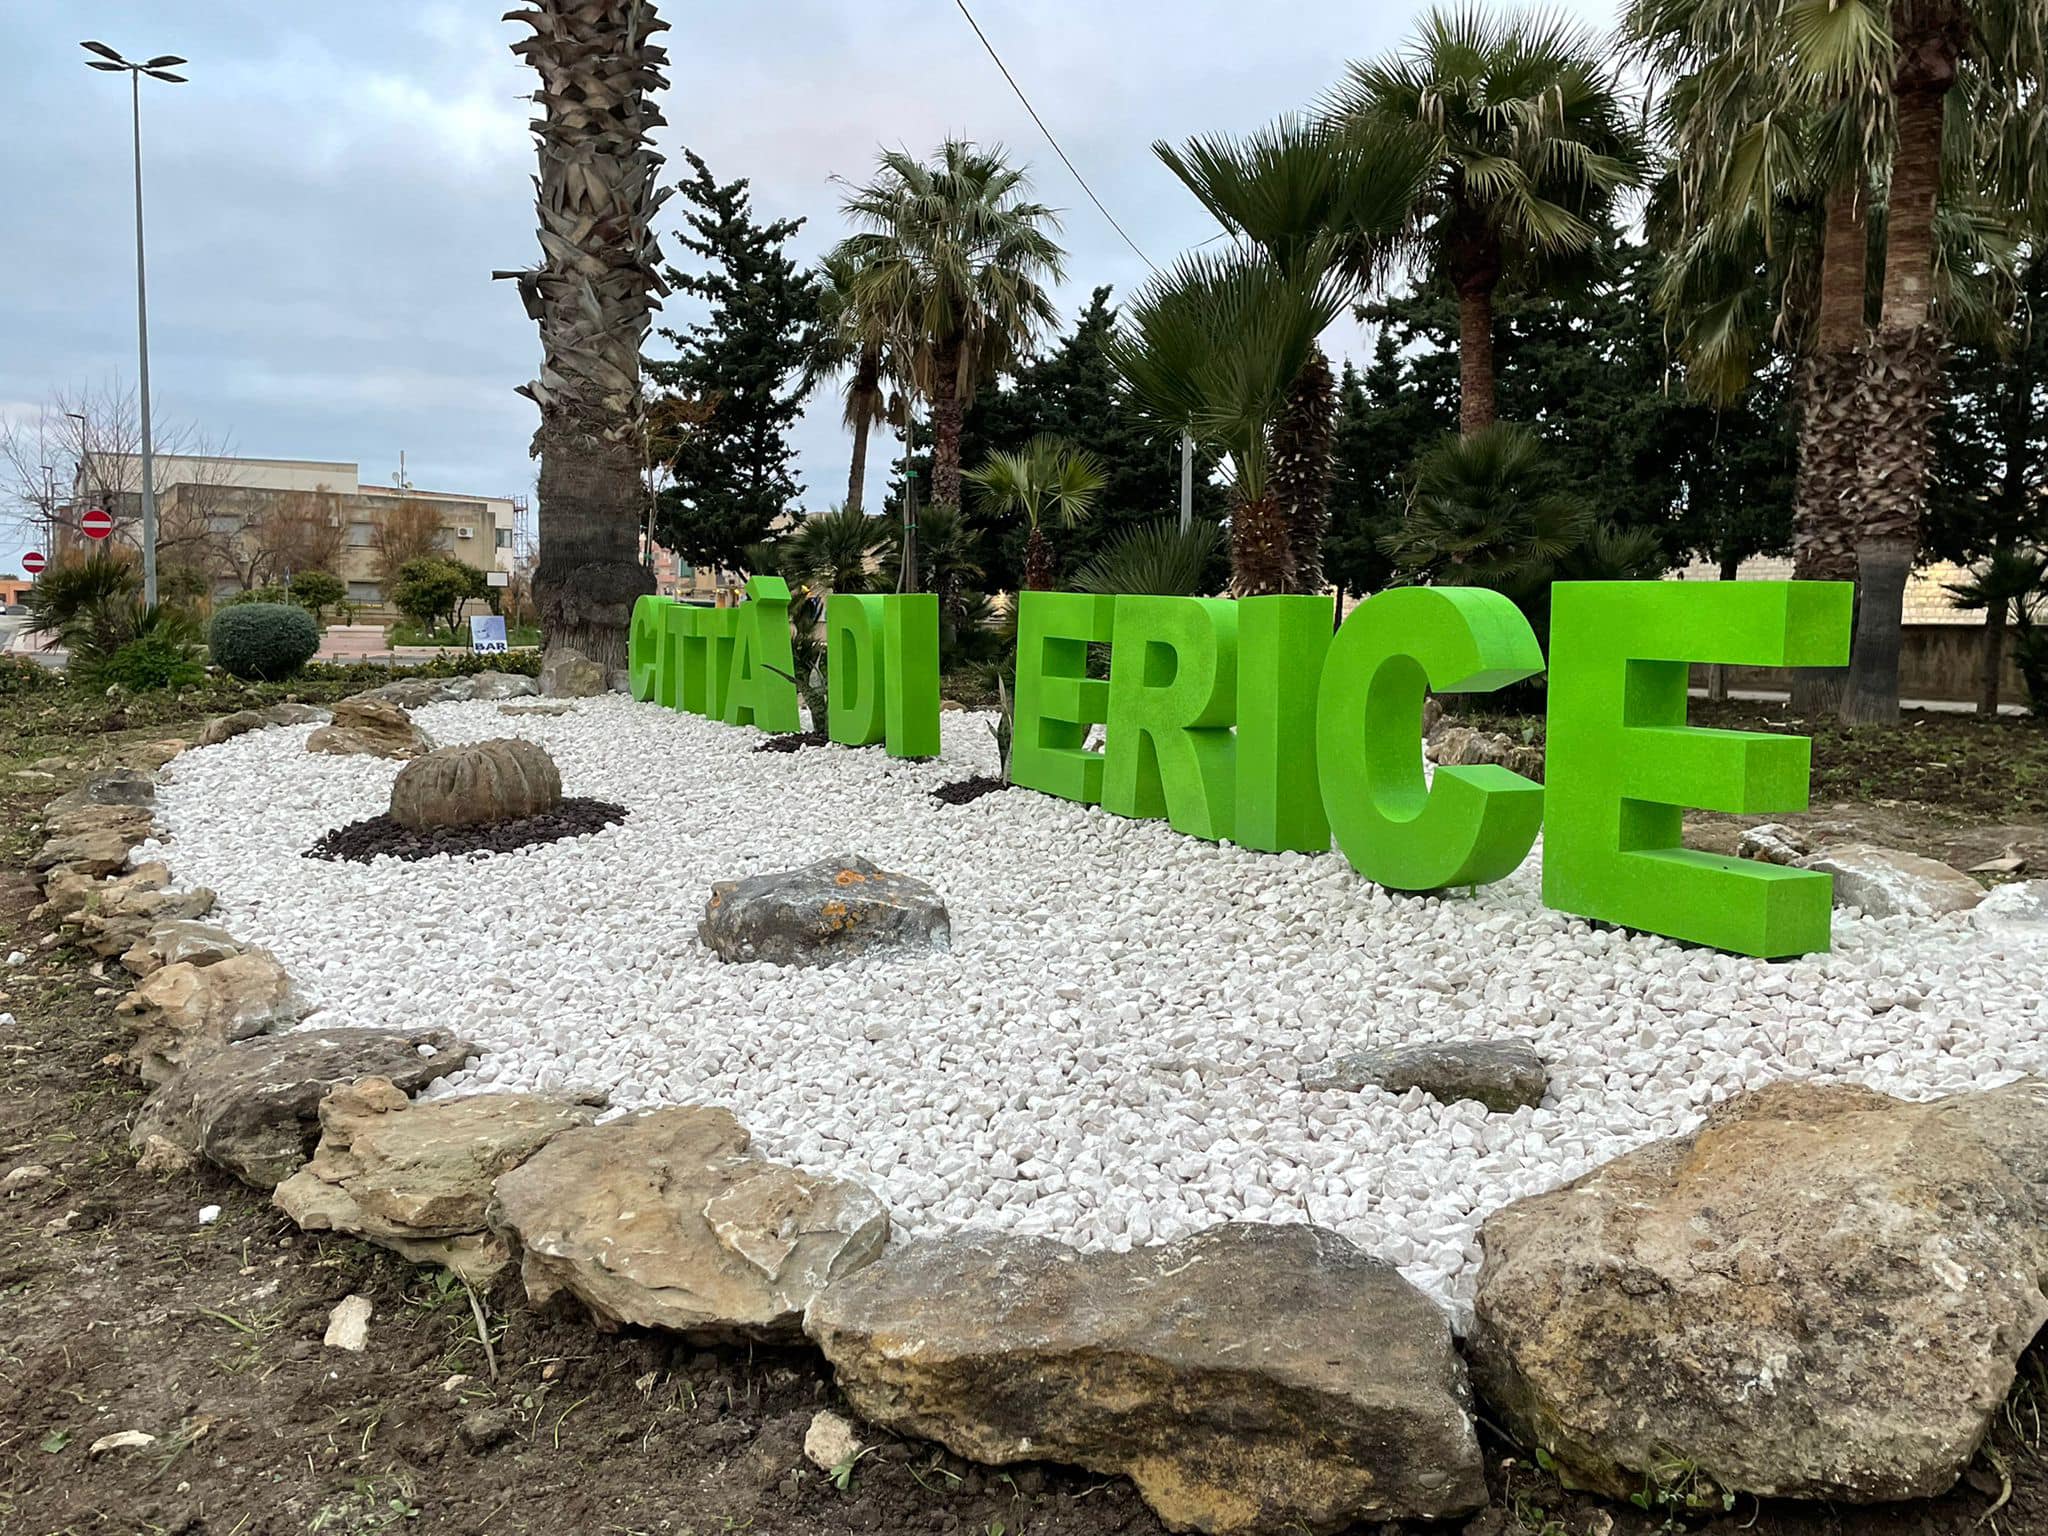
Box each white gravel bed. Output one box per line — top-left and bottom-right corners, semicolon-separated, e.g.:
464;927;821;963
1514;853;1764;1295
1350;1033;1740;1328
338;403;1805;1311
146;696;2048;1324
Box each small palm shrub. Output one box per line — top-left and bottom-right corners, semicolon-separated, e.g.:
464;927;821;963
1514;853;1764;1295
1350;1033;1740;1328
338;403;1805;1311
74;604;205;692
210;602;321;682
1071;518;1225;597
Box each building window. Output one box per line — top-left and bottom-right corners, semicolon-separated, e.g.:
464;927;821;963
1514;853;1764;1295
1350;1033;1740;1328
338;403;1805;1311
347;581;381;604
347;523;375;547
495;527;512;549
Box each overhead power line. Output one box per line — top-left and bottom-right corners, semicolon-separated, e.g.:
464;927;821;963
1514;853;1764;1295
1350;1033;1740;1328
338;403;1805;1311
949;0;1157;273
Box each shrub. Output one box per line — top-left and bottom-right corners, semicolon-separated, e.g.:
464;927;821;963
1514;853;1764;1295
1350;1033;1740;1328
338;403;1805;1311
0;656;61;697
74;604;205;692
210;602;321;682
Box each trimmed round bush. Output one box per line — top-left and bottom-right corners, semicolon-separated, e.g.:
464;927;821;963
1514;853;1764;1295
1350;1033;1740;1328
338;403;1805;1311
210;602;321;682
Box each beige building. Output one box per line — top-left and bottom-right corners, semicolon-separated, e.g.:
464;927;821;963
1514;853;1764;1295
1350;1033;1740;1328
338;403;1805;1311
68;453;518;622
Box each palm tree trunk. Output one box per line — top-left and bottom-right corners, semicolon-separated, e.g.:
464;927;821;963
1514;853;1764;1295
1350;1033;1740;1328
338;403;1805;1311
1708;549;1741;702
504;0;666;676
846;410;872;515
1456;286;1498;437
1841;61;1954;727
1982;595;2009;717
1023;526;1056;592
1271;344;1337;594
1230;490;1295;598
929;340;966;511
1788;182;1871;716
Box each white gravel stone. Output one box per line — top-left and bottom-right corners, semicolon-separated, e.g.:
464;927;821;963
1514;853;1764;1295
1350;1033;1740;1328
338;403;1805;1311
146;698;2048;1328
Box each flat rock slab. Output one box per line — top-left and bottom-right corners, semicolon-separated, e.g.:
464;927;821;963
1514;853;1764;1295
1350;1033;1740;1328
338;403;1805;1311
1796;843;1984;918
31;828;135;877
306;698;434;760
1973;879;2048;936
1470;1079;2048;1504
487;1105;887;1338
133;1028;474;1188
700;854;950;967
806;1223;1486;1534
1306;1039;1547;1112
117;950;308;1084
45;769;154;815
276;1077;593;1281
120;920;243;977
201;703;332;745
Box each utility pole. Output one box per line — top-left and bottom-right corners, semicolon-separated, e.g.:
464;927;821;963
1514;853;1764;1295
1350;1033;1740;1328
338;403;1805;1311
83;40;187;606
1178;432;1194;533
900;415;921;593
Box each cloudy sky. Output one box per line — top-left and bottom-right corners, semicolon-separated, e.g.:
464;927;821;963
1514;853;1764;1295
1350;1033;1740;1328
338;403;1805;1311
0;0;1620;574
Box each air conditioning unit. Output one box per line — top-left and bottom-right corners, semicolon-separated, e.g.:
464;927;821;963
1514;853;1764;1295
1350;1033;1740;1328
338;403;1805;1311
455;525;476;539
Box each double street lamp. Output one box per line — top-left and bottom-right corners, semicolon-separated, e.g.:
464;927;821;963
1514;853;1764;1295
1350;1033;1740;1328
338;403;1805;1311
81;40;186;607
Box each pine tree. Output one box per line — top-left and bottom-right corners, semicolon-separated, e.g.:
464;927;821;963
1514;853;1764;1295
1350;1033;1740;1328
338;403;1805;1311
648;149;819;576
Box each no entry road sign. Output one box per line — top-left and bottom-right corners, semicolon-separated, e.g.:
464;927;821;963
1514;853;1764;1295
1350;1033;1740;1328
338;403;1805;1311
81;507;114;541
22;551;46;576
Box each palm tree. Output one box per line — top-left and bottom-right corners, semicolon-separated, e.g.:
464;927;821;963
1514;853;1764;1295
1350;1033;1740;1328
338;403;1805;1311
1153;117;1432;590
877;501;985;654
499;0;669;672
804;251;901;515
1626;0;2048;723
1110;250;1345;596
1946;550;2048;715
965;434;1107;591
1071;518;1226;598
832;141;1067;514
1323;8;1646;438
781;505;884;610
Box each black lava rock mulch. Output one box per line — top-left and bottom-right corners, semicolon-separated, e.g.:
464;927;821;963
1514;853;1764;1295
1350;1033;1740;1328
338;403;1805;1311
754;729;834;754
305;798;628;864
931;775;1011;806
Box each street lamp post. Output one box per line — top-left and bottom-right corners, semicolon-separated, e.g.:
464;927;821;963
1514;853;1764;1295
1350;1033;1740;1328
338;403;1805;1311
82;41;186;608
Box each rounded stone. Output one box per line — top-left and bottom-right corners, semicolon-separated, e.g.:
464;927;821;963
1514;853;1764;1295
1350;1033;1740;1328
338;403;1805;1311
389;738;563;831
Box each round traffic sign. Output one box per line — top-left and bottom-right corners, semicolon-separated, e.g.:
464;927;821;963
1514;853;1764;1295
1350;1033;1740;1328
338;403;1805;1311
22;551;47;576
81;507;114;541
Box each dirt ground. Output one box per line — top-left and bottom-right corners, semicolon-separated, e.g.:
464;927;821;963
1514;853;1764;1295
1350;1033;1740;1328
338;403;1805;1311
3;703;2048;1535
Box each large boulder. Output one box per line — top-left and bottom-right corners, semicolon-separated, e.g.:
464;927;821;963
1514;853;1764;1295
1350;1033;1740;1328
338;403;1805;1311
1305;1038;1547;1112
132;1028;474;1188
806;1223;1487;1534
1469;1079;2048;1505
1972;879;2048;937
389;739;562;831
306;698;434;760
700;854;950;967
275;1077;593;1280
487;1106;887;1338
1795;843;1984;918
361;676;469;709
116;950;309;1084
200;703;331;746
538;647;607;699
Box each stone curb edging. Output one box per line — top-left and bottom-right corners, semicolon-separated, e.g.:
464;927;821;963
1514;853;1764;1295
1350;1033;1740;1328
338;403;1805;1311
21;702;2048;1536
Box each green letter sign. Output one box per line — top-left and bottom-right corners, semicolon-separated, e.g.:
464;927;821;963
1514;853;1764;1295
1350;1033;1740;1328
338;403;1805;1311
1013;592;1115;803
827;593;942;758
1317;587;1546;890
1543;580;1852;957
1102;596;1238;839
1235;595;1334;854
